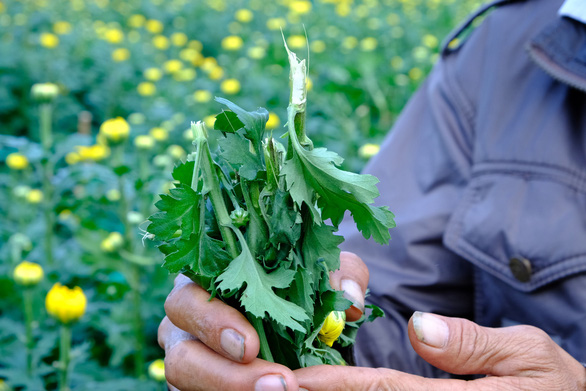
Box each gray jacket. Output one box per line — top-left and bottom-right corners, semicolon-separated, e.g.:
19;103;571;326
340;0;586;377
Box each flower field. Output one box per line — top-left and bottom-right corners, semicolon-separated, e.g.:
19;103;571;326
0;0;479;389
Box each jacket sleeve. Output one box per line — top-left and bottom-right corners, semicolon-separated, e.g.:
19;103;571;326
338;50;476;377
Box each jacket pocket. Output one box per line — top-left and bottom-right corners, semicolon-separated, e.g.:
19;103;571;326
444;161;586;292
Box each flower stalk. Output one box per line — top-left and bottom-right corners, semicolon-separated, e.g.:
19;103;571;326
39;102;55;266
58;324;71;391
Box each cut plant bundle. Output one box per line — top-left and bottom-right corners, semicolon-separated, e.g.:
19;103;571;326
148;43;395;368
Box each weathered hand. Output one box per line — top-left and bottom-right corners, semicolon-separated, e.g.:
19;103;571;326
157;251;369;391
295;312;586;390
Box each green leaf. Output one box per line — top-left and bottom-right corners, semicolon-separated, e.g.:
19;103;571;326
163;233;231;276
218;133;263;180
172;160;195;187
148;183;199;241
302;221;344;273
217;239;309;332
215;110;244;134
269;190;301;246
283;139;395;244
215;97;269;153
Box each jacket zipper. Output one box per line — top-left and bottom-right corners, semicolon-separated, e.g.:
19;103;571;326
527;44;586;93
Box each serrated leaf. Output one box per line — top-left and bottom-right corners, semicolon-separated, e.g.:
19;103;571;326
302;221;344;273
215;97;269;153
163;233;230;276
283;132;395;244
215;110;244;134
148;183;200;241
172;160;195;186
218;133;263;180
217;240;309;332
269;190;301;245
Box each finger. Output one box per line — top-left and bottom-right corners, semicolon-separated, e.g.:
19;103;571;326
408;312;569;377
162;320;298;391
295;364;468;391
329;251;369;321
164;275;260;363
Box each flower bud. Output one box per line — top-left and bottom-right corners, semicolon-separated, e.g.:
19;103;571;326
26;189;44;204
13;261;44;287
230;208;249;227
358;143;380;159
31;83;59;103
148;359;166;382
127;211;144;225
167;145;185;160
318;311;346;347
45;283;87;324
134;135;155;150
100;232;124;252
99;117;130;145
6;153;29;170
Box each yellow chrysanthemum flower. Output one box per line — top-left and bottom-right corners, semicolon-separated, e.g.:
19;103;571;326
221;35;243;51
310;40;326;53
145;19;163;34
342;36;358;50
100;117;130;143
128;14;146;28
65;152;80;165
106;188;121;202
235;9;253;23
409;67;423;81
422;34;439;49
173;68;196;82
287;35;306;49
203;114;216;128
188;40;203;51
208;66;224;80
76;144;109;161
104;28;124;44
289;0;312;14
53;21;72;35
150;127;168;141
163;59;183;74
167;145;185;160
6;153;28;170
318;311;346;347
137;82;156;96
358;143;380;159
152;35;169;50
134;135;155;150
247;46;265;59
31;82;59;102
46;283;87;324
100;231;124;252
40;32;59;48
26;189;43;204
144;67;163;81
112;48;130;62
220;79;240;95
266;112;280;130
360;37;378;51
266;17;286;31
13;261;44;287
193;89;212;103
148;359;166;382
171;32;188;47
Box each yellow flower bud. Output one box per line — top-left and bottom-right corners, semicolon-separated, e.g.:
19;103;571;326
40;32;59;48
100;232;124;252
31;82;59;103
220;78;241;95
221;35;243;51
266;112;280;130
358;143;380;159
13;261;44;287
45;283;87;324
26;189;44;204
106;188;121;201
137;81;156;96
99;117;130;144
148;359;165;382
287;35;306;49
193;89;212;103
134;135;155;150
149;127;168;141
235;9;253;23
6;153;28;170
318;311;346;347
167;145;185;160
145;19;163;34
111;48;130;62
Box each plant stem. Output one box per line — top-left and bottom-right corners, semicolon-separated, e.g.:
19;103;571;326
23;288;34;377
247;313;274;363
39;103;55;266
192;122;239;259
113;145;145;379
58;324;71;391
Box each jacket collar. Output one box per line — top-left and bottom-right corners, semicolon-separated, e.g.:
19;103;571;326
558;0;586;25
528;15;586;92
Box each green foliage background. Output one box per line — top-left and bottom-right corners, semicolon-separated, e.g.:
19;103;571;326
0;0;480;389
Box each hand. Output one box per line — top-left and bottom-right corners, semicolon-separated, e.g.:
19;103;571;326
158;251;369;391
295;312;586;390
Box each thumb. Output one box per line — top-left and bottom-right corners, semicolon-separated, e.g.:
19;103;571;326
408;311;560;377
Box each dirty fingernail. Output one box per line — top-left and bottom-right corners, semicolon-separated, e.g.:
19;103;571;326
412;311;449;348
220;328;245;362
341;279;364;312
255;375;287;391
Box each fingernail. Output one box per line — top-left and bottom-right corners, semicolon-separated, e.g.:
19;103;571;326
220;328;245;362
255;375;287;391
299;388;309;391
412;311;449;348
341;279;364;313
